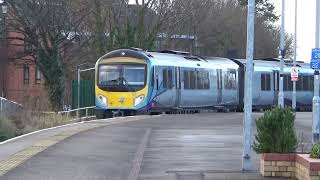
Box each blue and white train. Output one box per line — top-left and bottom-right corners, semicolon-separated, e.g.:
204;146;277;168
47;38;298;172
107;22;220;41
95;49;314;118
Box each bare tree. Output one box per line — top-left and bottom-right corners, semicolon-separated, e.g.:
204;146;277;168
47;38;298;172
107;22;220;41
7;0;89;110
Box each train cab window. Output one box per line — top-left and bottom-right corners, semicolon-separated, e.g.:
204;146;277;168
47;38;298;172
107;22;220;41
197;71;210;89
261;74;271;91
224;70;237;90
163;69;173;89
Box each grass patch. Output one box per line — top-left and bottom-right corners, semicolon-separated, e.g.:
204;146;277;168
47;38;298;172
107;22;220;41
0;112;71;142
0;115;17;142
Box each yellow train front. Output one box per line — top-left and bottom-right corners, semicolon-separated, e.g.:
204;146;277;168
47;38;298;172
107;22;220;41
95;49;151;118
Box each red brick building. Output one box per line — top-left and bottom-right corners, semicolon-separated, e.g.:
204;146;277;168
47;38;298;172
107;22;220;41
0;31;48;107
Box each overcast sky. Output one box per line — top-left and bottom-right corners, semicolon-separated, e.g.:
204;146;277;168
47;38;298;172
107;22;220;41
270;0;316;62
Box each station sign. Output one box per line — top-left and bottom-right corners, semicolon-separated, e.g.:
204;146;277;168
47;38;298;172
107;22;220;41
312;48;320;60
291;67;299;81
311;48;320;69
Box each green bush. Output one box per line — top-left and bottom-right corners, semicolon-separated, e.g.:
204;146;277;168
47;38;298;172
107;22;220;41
253;107;297;153
310;144;320;158
0;116;17;142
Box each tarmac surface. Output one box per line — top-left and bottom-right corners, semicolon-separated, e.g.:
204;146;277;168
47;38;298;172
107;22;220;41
0;112;313;180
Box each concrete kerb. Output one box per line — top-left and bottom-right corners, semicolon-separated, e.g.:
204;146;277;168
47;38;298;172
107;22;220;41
0;115;157;176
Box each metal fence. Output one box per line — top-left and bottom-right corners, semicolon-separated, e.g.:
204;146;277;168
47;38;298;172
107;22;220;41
0;97;22;117
57;106;96;121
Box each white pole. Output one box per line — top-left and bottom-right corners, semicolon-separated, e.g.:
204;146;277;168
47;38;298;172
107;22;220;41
242;0;255;171
312;0;320;143
278;0;285;108
0;97;3;114
77;66;80;118
292;0;297;111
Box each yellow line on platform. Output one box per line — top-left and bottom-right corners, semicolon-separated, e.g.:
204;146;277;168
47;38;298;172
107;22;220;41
0;116;154;176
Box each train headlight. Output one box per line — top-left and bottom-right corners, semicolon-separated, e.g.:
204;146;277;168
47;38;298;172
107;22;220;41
98;95;108;106
134;95;145;106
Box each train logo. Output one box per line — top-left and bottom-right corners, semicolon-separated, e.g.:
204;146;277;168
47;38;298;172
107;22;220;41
118;97;125;104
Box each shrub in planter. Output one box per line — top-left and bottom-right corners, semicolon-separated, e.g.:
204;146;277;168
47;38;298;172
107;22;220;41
310;144;320;158
253;107;297;153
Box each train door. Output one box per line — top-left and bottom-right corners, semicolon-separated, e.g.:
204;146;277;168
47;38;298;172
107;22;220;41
153;66;176;109
175;67;181;108
217;69;223;104
273;71;279;105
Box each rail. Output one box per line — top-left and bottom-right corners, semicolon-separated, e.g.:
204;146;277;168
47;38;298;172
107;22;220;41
58;106;96;120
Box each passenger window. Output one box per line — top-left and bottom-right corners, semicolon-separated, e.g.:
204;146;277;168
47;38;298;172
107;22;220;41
184;70;196;89
261;74;271;91
184;71;190;89
190;71;196;89
283;75;292;91
297;77;303;91
163;69;173;89
197;71;210;89
224;70;237;90
303;76;313;91
217;70;222;90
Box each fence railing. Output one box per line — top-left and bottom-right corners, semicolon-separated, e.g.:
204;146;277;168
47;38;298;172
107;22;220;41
0;97;22;117
58;106;96;120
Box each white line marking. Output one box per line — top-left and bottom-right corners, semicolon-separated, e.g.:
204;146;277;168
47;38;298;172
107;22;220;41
128;128;151;180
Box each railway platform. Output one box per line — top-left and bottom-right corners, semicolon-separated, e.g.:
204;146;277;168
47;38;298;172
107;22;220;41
0;112;312;180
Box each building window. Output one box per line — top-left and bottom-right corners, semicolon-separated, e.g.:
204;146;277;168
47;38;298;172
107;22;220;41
24;41;33;53
261;74;271;91
35;66;41;84
163;69;173;89
23;65;29;84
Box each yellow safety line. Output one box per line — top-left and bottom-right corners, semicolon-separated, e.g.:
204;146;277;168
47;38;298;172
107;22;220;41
0;116;153;176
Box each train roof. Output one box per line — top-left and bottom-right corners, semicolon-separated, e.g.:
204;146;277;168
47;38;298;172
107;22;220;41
234;58;314;74
98;49;314;74
146;51;239;69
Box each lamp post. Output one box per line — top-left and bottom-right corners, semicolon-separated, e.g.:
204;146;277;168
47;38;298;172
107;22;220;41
243;0;255;171
278;0;285;107
292;0;298;111
312;0;320;143
0;0;7;98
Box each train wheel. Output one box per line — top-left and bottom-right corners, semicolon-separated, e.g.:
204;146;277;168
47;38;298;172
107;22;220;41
124;111;136;116
150;112;160;115
105;111;113;118
95;109;105;119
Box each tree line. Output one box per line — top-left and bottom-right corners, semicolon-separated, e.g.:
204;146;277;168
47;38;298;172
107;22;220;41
6;0;292;110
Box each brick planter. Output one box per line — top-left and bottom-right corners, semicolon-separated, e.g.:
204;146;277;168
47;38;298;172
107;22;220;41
260;153;296;178
296;154;320;180
261;153;320;180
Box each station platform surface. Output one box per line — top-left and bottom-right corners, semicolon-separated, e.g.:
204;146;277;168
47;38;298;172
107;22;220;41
0;112;312;180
